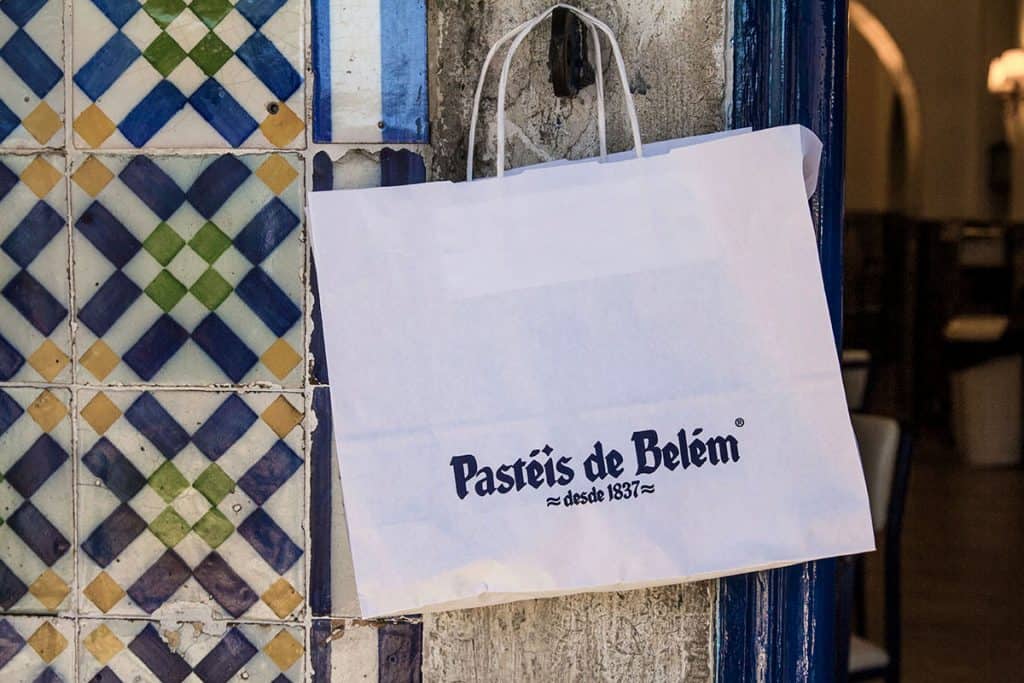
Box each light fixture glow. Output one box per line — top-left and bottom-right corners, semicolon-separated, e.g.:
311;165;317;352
989;49;1024;95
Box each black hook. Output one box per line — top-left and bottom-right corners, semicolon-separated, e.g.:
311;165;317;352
548;7;596;98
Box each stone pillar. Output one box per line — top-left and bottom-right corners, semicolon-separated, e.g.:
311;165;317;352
422;2;728;680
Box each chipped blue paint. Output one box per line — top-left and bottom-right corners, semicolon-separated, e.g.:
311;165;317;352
719;1;848;681
380;0;429;143
312;0;332;141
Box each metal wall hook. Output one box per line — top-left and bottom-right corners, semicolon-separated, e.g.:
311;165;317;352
548;6;596;98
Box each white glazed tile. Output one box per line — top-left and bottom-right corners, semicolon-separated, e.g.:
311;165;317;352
79;619;305;682
0;388;73;614
76;390;306;621
71;153;304;386
72;0;304;149
0;154;70;383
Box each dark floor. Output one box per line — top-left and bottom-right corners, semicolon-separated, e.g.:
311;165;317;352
861;428;1024;682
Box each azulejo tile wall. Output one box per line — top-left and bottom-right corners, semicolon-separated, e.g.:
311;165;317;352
0;0;63;147
71;153;304;385
1;0;430;680
73;0;304;148
0;154;70;383
77;390;305;620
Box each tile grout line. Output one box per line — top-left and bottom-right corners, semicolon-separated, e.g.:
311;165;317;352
0;382;308;393
300;111;315;682
69;386;80;681
62;1;79;677
73;613;309;626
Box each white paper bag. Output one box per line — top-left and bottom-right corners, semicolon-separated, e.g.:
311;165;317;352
308;4;874;617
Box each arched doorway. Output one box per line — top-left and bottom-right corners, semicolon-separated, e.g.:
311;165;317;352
847;0;922;216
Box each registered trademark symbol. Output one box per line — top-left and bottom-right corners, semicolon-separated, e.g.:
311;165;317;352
735;418;745;427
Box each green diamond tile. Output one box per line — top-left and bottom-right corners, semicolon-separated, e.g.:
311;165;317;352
150;507;191;548
189;31;233;77
148;461;190;503
190;268;232;311
189;221;231;264
193;464;235;505
193;508;233;549
143;222;186;266
143;32;188;78
143;0;187;29
189;0;233;29
145;270;188;312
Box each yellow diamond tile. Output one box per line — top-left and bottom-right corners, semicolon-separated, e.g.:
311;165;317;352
261;578;303;619
83;571;125;613
261;395;302;438
72;156;115;197
29;569;70;611
83;624;124;665
81;392;121;435
28;390;67;432
74;105;117;148
22;102;62;145
264;629;303;670
260;104;304;147
261;339;301;381
28;340;69;382
27;622;67;663
80;340;119;380
256;155;299;195
20;156;62;199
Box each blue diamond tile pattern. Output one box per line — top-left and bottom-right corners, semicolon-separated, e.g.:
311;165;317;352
0;0;63;147
79;621;304;682
0;617;73;681
72;0;303;148
0;155;69;382
77;391;305;620
0;388;72;613
72;154;304;385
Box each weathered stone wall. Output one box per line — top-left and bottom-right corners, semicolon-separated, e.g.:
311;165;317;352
429;0;729;180
423;583;716;682
423;2;728;680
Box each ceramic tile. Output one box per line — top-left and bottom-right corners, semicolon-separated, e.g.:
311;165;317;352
0;0;64;148
0;388;73;614
310;619;374;682
311;0;428;143
310;619;421;683
77;390;305;620
0;616;74;681
71;154;304;386
308;149;424;385
0;154;70;383
79;619;304;682
72;0;304;148
309;387;354;616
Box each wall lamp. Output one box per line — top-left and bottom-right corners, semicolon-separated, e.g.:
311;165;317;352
989;49;1024;108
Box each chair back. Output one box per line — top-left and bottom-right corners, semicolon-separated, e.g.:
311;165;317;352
851;413;900;532
847;413;913;683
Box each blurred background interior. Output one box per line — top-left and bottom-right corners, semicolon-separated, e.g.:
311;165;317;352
841;1;1024;681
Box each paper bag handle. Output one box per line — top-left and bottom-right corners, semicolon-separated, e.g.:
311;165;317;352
466;4;644;180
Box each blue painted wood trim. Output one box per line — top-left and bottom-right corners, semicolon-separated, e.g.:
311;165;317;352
311;619;333;682
380;148;427;186
380;0;430;143
310;387;334;615
311;0;332;142
719;1;848;681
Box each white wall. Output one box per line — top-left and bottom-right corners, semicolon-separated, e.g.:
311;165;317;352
847;0;1015;219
